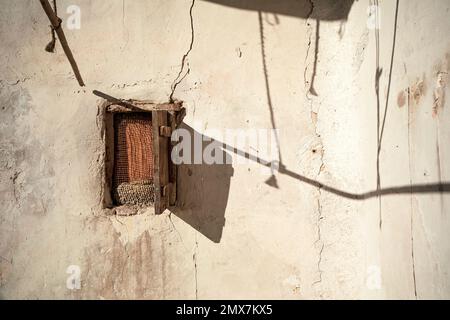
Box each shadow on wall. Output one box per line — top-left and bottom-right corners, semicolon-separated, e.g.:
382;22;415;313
171;124;234;243
200;0;355;20
199;0;356;165
169;1;450;243
168;123;450;244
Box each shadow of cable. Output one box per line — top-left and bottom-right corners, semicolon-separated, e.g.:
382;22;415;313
169;129;449;243
222;142;450;200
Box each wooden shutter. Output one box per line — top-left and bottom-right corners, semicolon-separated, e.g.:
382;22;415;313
152;110;170;214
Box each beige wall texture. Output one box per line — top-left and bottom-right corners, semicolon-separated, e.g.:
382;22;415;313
0;0;449;299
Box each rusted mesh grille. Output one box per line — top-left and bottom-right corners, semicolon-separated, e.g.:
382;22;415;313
113;113;154;206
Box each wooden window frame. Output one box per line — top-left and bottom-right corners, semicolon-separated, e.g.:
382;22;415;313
99;99;185;215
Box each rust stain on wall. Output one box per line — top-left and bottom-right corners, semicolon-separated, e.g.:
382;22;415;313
397;89;407;108
432;55;449;118
411;78;427;106
81;230;159;299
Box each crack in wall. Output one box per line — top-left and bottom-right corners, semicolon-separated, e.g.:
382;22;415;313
1;78;31;86
167;212;198;299
110;79;153;89
122;0;125;27
167;212;188;251
376;0;400;230
169;0;196;102
407;87;418;299
313;198;324;287
303;0;325;291
11;170;22;204
303;0;315;98
312;124;325;289
436;125;445;215
193;233;199;299
305;0;315;23
373;0;383;230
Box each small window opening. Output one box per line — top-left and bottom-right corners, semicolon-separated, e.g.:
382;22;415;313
113;113;154;206
99;99;185;215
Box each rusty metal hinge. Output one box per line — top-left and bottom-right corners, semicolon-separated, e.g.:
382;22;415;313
159;126;172;137
161;183;174;198
161;185;168;197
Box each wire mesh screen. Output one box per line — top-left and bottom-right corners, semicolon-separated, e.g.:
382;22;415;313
113;113;154;206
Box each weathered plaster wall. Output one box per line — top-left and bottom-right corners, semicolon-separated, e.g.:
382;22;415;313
0;0;449;299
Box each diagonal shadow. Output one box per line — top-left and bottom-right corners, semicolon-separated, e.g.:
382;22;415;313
169;128;449;244
221;141;450;200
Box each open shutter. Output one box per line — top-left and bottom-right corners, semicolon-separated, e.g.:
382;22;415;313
168;112;178;207
152;110;170;214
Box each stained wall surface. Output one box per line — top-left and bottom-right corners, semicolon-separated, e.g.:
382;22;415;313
0;0;449;299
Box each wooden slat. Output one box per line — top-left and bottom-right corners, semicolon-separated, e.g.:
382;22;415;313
152;110;170;214
94;90;183;112
159;126;172;137
168;112;177;206
107;103;183;113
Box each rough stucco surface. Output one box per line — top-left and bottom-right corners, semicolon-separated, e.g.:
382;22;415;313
0;0;449;299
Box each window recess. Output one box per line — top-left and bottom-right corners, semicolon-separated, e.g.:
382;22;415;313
101;100;185;215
